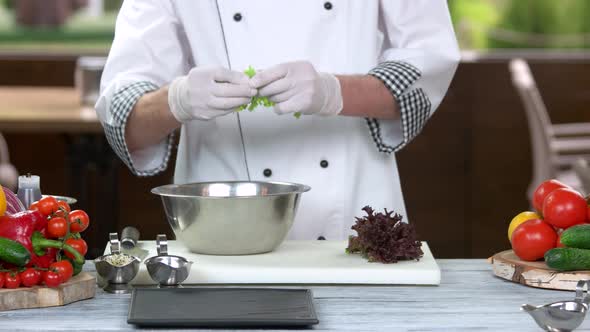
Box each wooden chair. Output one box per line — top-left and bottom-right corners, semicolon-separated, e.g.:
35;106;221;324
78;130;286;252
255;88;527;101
573;158;590;196
509;58;590;200
0;133;18;191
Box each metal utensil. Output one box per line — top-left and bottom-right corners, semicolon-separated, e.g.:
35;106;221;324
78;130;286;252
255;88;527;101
121;227;140;249
145;234;193;287
522;280;590;331
120;226;149;261
94;233;140;294
151;181;310;255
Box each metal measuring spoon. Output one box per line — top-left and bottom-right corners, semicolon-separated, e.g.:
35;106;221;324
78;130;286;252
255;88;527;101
521;280;590;331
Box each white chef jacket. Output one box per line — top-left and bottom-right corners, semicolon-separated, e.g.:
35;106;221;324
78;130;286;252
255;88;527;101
96;0;460;241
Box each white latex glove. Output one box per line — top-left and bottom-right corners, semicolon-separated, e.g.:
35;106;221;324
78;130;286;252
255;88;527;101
168;66;257;122
249;61;343;116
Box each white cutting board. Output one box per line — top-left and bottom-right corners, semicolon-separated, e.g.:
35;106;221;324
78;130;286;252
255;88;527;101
105;241;440;285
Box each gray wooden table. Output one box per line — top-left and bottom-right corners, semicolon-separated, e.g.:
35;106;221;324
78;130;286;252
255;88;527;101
0;259;586;331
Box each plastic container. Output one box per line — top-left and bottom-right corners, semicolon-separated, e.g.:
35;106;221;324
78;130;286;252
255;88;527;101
16;174;42;209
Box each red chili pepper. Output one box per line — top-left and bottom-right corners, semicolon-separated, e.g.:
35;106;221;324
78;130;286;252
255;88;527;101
0;211;84;267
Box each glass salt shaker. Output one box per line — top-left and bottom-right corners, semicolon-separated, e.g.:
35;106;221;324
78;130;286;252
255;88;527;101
17;174;42;208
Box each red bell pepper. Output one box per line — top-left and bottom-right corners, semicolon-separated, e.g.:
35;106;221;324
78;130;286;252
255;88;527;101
0;211;84;268
31;248;59;268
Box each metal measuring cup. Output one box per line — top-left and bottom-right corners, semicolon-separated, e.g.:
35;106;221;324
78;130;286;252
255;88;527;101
522;280;590;331
145;234;193;287
94;233;140;294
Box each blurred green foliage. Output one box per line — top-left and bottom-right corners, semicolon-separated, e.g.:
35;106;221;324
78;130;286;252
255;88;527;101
104;0;122;12
450;0;590;49
1;0;589;51
2;0;12;10
0;1;115;51
1;0;118;11
490;0;590;48
449;0;501;49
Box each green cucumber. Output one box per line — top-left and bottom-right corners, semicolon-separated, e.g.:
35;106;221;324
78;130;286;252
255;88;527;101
0;237;31;267
545;247;590;271
560;224;590;249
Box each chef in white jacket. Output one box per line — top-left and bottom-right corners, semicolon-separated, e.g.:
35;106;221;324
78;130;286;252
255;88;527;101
96;1;460;241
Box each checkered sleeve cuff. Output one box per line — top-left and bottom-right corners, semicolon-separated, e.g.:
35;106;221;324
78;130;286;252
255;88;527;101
103;81;174;177
367;61;432;153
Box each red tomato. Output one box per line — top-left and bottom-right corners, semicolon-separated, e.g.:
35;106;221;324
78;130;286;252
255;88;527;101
52;201;71;218
57;201;71;213
587;205;590;222
511;219;557;261
65;238;88;259
543;188;587;229
20;268;41;287
69;210;89;233
37;196;59;217
0;272;5;288
47;217;68;238
52;210;65;218
42;271;61;288
29;201;40;212
50;261;73;283
5;273;21;289
533;180;570;213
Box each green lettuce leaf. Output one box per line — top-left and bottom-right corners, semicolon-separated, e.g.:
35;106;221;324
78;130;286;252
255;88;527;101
238;66;301;119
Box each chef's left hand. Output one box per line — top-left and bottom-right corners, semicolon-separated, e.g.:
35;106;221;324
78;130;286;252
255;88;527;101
249;61;343;116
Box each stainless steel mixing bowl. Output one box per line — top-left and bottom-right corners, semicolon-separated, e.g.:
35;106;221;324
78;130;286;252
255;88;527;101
151;181;310;255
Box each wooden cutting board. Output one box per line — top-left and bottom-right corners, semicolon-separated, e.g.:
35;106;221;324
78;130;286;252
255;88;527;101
0;272;96;311
490;250;590;291
116;240;440;286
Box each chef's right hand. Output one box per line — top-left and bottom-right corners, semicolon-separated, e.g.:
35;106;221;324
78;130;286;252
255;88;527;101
167;66;257;122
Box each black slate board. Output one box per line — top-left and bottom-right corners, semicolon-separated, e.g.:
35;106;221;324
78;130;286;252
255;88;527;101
127;287;319;327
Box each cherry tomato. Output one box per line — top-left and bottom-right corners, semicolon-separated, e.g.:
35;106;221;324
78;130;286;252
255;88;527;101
57;201;71;213
543;188;587;229
42;271;62;288
0;272;5;288
29;201;40;212
37;196;59;217
533;180;570;214
5;272;21;289
47;217;68;238
511;219;557;261
65;238;88;259
50;261;73;283
52;201;71;218
69;210;89;233
20;268;41;287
